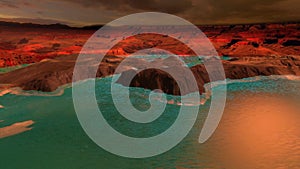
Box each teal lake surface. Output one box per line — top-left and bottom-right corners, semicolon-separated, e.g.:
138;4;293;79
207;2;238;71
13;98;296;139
0;75;299;169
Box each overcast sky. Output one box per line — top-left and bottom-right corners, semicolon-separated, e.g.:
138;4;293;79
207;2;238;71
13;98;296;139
0;0;299;26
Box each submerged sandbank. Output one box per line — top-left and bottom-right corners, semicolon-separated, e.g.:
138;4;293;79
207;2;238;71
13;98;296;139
0;120;34;139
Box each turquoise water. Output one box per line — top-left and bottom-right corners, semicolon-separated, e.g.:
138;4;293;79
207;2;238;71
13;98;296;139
0;76;299;168
0;64;31;74
130;55;231;67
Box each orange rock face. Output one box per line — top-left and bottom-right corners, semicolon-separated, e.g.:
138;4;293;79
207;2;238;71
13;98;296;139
0;22;299;67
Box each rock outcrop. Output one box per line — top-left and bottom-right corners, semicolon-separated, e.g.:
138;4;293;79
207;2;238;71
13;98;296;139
0;55;119;91
117;56;300;95
0;55;299;94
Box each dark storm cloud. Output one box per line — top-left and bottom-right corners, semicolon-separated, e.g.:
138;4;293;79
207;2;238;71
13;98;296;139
61;0;193;14
0;0;34;8
191;0;286;19
180;0;294;23
59;0;300;24
0;0;299;25
0;0;19;8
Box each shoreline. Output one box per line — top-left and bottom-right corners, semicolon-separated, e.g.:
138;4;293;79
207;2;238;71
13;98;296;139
0;55;299;95
0;73;299;98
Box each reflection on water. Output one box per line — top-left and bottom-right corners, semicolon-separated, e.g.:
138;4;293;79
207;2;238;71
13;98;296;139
203;93;300;169
0;76;299;168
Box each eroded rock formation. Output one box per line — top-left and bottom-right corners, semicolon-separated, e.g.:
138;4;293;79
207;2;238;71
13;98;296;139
117;56;300;95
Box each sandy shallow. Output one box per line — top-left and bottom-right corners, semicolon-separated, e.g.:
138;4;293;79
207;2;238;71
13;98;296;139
0;120;34;139
0;89;11;96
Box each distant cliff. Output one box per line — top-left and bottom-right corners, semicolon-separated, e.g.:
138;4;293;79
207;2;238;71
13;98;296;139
0;22;299;67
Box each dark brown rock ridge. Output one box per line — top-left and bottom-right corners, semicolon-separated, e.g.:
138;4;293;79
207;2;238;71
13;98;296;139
0;54;157;92
0;55;299;94
0;55;121;91
117;56;300;95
